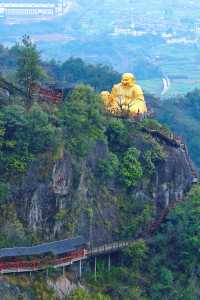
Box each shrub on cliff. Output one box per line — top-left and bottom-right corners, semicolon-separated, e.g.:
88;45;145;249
120;148;143;188
68;288;110;300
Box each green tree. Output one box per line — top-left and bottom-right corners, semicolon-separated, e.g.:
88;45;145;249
61;85;105;157
0;204;27;247
0;103;60;180
16;35;46;106
61;57;121;91
125;239;148;267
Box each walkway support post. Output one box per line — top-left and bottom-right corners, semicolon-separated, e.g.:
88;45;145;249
94;256;97;281
79;260;82;279
108;254;111;272
63;266;65;277
46;268;48;280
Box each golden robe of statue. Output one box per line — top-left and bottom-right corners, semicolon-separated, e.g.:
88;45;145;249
101;73;147;117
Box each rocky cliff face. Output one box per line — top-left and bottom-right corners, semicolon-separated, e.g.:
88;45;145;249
0;118;196;300
14;124;194;246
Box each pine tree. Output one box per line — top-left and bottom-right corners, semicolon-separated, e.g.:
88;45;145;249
16;35;46;107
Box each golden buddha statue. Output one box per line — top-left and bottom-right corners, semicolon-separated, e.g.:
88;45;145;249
101;73;147;117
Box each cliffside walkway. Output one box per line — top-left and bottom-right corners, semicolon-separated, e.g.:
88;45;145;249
142;126;198;184
0;197;189;277
0;240;135;275
0;194;195;276
0;196;188;277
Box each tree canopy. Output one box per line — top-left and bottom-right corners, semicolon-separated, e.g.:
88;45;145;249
16;35;46;105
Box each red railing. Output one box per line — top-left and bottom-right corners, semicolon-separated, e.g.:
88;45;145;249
39;88;63;102
0;249;86;272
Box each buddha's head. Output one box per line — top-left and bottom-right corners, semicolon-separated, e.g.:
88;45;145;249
121;73;135;87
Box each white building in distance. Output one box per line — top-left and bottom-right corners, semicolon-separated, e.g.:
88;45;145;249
0;0;71;20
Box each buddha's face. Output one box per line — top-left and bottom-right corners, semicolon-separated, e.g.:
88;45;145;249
121;74;134;87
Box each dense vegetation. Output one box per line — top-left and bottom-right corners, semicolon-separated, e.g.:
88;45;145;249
84;185;200;300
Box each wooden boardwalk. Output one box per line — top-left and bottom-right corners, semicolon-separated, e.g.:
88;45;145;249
87;240;132;257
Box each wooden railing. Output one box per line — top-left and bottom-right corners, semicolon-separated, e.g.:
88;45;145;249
0;249;86;274
87;240;132;256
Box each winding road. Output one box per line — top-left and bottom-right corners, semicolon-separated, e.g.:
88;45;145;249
161;76;171;96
